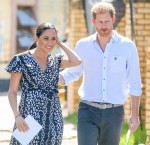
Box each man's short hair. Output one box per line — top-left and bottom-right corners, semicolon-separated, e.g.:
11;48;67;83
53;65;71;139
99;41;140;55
91;2;116;19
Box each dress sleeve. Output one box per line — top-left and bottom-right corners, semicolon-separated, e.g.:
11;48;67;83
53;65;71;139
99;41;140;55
56;53;64;65
5;55;24;73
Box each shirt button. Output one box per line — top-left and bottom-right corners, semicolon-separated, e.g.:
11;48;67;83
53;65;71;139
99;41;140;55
103;89;105;91
103;78;105;80
104;56;106;59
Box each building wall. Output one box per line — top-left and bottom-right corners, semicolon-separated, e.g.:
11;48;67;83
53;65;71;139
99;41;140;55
0;0;11;62
133;3;150;144
66;0;87;113
38;0;68;39
125;3;150;144
0;0;68;91
0;0;12;90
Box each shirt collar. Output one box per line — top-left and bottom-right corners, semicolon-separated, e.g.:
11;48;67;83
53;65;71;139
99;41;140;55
91;30;119;43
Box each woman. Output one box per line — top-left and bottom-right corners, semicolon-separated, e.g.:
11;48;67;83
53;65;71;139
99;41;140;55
6;23;81;145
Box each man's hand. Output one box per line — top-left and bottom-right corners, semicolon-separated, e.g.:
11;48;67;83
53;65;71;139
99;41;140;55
129;96;141;133
129;115;140;133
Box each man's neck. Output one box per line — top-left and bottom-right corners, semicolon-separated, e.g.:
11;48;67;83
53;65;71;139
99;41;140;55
97;32;113;51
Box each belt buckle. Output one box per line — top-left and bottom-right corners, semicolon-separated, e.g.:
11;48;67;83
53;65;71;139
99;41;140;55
102;104;106;109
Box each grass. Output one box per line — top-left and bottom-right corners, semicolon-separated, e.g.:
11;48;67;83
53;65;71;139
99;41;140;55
64;112;146;145
64;112;78;124
120;122;146;145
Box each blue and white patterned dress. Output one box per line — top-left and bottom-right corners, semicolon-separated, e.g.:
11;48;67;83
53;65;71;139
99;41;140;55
6;51;63;145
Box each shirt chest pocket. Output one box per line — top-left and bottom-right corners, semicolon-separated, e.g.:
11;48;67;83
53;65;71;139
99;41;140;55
111;56;126;73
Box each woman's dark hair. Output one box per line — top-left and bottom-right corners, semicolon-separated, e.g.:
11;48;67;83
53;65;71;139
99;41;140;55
28;23;56;50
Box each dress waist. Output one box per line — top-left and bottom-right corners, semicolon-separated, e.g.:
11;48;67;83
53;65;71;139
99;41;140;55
22;87;58;93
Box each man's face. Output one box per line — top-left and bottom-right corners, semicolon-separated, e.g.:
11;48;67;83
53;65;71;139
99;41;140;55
92;12;115;37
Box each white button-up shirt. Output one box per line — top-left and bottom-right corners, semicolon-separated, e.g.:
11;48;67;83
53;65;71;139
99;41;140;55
60;31;142;104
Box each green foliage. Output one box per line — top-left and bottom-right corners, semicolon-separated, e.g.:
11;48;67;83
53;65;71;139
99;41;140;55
120;122;146;145
64;112;78;124
64;112;146;145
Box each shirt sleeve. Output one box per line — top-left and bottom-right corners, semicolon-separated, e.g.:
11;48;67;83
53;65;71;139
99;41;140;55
126;42;142;97
60;63;83;86
5;55;24;73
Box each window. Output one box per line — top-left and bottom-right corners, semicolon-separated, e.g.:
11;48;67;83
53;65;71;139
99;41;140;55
17;7;37;52
17;9;37;27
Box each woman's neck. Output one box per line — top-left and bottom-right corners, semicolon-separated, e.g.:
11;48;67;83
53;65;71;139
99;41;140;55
33;47;49;59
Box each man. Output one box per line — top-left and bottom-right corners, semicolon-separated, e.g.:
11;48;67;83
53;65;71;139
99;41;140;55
59;2;142;145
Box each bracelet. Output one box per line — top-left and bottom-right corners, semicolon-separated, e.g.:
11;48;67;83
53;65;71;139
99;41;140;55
15;114;21;120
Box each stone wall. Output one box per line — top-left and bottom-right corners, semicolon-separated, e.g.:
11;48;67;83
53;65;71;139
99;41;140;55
146;46;150;144
126;3;150;144
66;0;87;113
134;3;150;144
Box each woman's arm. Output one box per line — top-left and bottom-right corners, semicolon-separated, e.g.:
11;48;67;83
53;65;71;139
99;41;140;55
57;40;81;68
8;72;22;117
8;72;29;132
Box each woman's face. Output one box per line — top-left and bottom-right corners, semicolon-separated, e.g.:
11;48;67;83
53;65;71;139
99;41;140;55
36;29;57;53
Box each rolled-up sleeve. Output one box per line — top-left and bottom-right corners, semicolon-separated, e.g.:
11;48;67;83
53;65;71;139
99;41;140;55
60;63;83;85
127;42;142;96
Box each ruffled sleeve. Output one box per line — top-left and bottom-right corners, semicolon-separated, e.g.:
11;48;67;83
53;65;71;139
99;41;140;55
5;55;24;73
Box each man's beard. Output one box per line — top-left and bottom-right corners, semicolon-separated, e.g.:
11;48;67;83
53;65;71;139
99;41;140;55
97;28;112;37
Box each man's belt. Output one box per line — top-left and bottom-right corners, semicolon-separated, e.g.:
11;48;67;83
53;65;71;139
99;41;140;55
80;100;122;109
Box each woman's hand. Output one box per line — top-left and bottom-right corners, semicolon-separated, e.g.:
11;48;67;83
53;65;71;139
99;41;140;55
15;115;29;132
56;31;62;46
55;30;81;68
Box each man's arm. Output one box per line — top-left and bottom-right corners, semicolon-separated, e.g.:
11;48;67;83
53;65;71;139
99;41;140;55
126;42;142;133
59;63;83;86
129;96;141;133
